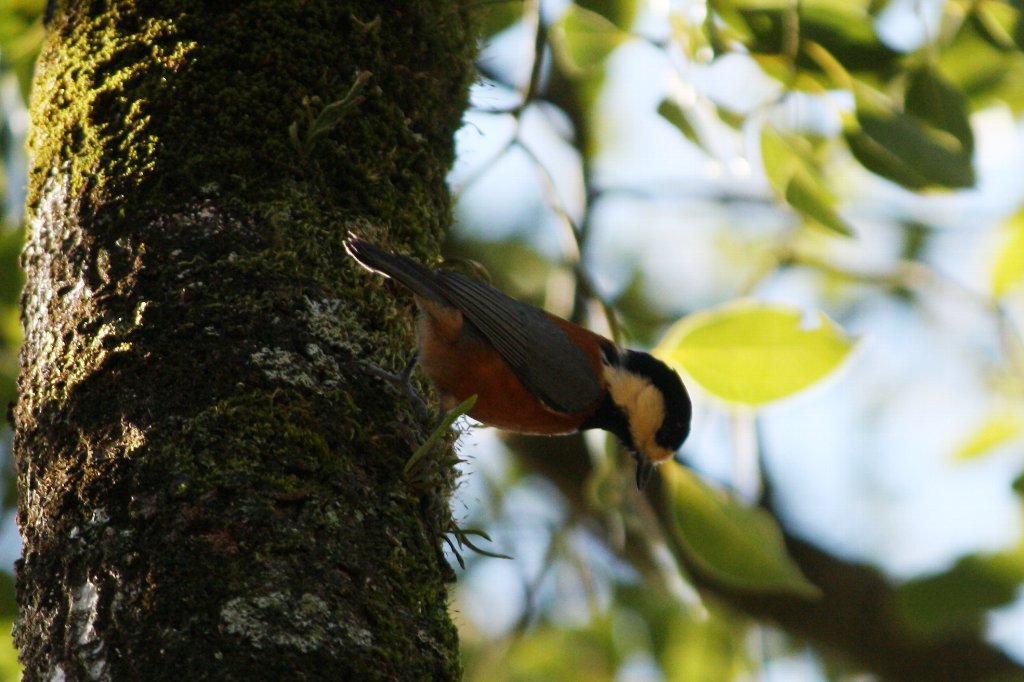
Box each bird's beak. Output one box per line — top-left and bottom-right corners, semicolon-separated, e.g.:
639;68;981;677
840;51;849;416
635;458;655;490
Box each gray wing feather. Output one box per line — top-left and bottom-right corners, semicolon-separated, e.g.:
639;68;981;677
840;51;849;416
436;271;602;413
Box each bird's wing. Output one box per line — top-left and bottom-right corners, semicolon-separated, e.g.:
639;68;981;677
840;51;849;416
436;270;603;414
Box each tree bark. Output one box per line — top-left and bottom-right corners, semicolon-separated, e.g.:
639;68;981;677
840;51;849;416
14;2;475;679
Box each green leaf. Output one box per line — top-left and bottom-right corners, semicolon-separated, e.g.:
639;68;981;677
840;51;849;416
760;124;800;193
657;99;706;151
477;2;525;39
405;394;477;476
905;66;974;158
800;0;901;75
761;126;853;236
971;1;1021;52
709;0;793;50
992;209;1024;296
656;301;854;405
785;170;853;236
953;412;1024;460
713;0;900;84
550;5;629;77
845;88;976;189
666;467;820;598
446;526;513;565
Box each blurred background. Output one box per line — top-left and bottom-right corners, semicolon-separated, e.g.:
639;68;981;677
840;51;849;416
4;0;1024;680
445;0;1024;679
0;0;39;679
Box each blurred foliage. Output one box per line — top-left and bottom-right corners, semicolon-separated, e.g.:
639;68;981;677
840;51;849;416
0;622;16;682
0;228;22;414
0;0;44;98
761;126;852;236
1;1;45;679
993;208;1024;297
462;583;755;682
455;0;1024;680
665;465;819;596
896;549;1024;640
955;411;1024;461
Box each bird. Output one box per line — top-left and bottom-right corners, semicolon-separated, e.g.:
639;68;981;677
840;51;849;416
344;235;692;489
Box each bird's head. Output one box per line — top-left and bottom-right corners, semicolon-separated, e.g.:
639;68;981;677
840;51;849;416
601;349;692;489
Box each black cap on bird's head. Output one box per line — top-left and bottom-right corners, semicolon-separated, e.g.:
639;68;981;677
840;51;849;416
584;348;692;489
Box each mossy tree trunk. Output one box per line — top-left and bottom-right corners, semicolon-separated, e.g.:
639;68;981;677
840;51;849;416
14;2;475;679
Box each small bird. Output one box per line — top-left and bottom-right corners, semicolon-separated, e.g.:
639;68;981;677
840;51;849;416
344;235;692;489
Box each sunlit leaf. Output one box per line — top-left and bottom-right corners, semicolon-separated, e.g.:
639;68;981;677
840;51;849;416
550;5;628;77
0;619;18;682
761;126;853;235
785;170;853;236
992;209;1024;296
941;9;1024;113
0;570;16;680
665;467;819;597
971;1;1020;51
954;412;1024;460
657;301;854;405
761;124;806;193
465;621;617;680
579;0;640;30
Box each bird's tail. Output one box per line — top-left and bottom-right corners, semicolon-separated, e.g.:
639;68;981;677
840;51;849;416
344;234;447;303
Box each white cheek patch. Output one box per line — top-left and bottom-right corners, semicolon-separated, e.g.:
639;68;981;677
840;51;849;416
606;367;673;464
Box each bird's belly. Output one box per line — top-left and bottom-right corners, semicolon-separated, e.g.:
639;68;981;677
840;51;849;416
418;328;587;436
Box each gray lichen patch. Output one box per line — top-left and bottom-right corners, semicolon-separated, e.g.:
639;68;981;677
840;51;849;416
221;591;372;654
250;296;371;395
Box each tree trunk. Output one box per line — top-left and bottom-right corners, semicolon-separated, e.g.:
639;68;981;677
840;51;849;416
14;2;475;679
